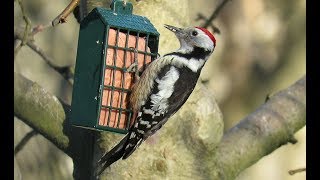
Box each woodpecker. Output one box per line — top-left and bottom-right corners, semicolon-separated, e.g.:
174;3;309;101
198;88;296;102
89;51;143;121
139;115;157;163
95;24;216;175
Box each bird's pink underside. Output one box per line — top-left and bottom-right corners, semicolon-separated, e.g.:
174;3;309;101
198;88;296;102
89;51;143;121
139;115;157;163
99;29;151;129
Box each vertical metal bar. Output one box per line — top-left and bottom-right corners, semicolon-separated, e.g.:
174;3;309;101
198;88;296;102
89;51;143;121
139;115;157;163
123;32;140;130
143;34;150;70
107;28;120;126
116;29;130;128
133;33;140;82
152;35;160;60
124;30;133;129
135;32;140;66
97;26;109;127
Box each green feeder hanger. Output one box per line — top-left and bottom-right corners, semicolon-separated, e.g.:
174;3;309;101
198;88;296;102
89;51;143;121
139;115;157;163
71;0;160;134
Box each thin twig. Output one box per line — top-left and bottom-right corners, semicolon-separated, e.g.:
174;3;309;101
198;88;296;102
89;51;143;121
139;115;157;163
52;0;80;26
14;130;38;155
14;44;23;60
27;41;74;84
288;167;306;175
14;0;73;83
14;28;74;84
196;0;232;34
203;0;231;28
28;41;57;68
17;0;31;45
15;0;32;58
31;24;52;36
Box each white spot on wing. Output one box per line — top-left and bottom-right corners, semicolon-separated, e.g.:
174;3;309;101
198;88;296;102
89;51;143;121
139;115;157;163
137;129;145;134
150;66;179;113
139;120;150;125
130;132;136;139
143;108;155;115
125;143;133;149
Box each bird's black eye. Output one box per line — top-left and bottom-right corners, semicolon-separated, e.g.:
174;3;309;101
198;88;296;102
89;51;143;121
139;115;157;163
192;31;198;36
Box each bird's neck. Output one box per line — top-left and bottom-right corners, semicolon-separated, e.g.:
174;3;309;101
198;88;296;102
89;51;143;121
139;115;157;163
163;46;212;73
174;46;212;61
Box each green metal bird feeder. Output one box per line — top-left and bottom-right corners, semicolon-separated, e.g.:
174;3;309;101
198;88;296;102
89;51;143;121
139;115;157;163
71;0;160;134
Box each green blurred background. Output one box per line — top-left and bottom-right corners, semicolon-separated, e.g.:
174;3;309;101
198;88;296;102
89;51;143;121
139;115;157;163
14;0;305;179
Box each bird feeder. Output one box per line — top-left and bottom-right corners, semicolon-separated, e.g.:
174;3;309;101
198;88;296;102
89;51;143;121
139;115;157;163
71;0;160;134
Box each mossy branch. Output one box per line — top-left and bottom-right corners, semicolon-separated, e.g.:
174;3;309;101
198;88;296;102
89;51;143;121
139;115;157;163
213;75;306;179
14;71;305;179
14;72;98;179
14;72;70;154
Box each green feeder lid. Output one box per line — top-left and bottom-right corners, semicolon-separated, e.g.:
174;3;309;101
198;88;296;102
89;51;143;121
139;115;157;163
90;0;159;36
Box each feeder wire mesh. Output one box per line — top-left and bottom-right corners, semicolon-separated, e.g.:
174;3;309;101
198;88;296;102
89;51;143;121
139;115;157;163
98;27;157;132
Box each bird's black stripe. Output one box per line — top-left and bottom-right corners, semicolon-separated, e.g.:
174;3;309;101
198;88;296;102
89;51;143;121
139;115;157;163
156;64;172;83
143;64;172;110
164;47;212;60
129;65;172;132
166;67;201;115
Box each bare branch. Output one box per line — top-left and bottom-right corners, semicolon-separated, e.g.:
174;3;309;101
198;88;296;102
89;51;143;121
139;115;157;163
14;28;74;84
214;75;306;179
31;24;52;36
196;0;232;33
14;72;71;154
14;0;73;82
14;130;38;155
288;167;306;175
14;70;305;179
52;0;80;26
18;0;31;44
14;72;98;179
15;0;32;58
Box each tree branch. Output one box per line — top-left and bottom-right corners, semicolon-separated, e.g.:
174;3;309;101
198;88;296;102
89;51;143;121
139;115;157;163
52;0;80;26
14;72;70;154
14;72;99;179
14;129;38;155
14;28;74;84
288;167;306;175
15;0;32;58
14;70;305;179
213;75;306;179
196;0;232;33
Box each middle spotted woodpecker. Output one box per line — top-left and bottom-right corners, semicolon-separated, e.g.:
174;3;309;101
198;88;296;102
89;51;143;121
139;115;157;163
96;24;216;175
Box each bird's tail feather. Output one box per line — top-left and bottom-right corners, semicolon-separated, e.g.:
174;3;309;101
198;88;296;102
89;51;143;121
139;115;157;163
95;134;129;176
122;136;142;159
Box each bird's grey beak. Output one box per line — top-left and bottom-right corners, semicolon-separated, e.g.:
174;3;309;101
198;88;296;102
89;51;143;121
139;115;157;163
164;24;182;33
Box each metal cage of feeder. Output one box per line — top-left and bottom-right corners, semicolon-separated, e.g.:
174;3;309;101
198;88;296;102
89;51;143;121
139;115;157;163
71;0;160;134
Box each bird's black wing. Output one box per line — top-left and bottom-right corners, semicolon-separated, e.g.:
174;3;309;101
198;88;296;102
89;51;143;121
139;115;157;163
122;65;201;159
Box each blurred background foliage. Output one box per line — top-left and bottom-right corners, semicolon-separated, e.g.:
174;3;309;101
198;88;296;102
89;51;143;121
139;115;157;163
14;0;305;179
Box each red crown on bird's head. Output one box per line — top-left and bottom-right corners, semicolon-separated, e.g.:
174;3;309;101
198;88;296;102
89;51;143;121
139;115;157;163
195;27;216;47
